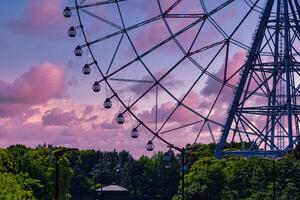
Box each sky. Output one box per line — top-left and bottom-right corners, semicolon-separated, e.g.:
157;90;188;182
0;0;272;157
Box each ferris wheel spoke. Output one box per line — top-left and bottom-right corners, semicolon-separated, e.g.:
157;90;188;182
160;120;203;135
194;122;206;144
119;55;188;116
164;14;205;18
189;40;227;56
207;123;216;143
101;17;205;82
207;17;228;39
81;9;122;30
77;0;127;9
163;0;183;14
116;1;163;85
85;15;162;47
160;0;258;95
106;34;124;75
156;104;180;134
232;0;259;37
203;84;227;123
199;0;207;14
109;78;154;84
158;0;238;78
155;44;229;134
193;84;227;143
159;3;231;90
205;0;235;16
230;39;250;51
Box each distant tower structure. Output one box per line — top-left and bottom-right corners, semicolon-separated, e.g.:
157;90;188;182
216;0;300;158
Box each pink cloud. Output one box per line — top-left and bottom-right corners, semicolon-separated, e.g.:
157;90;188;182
42;108;79;126
138;93;200;125
99;120;121;130
201;51;246;102
8;0;64;36
42;107;99;126
0;62;66;117
0;99;154;158
133;20;168;52
82;105;95;116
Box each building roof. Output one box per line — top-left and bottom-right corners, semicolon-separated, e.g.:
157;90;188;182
96;184;128;192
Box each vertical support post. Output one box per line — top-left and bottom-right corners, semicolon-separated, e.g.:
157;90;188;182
270;0;281;150
283;0;293;150
55;155;60;200
181;148;185;200
53;148;77;200
164;163;167;200
273;159;276;200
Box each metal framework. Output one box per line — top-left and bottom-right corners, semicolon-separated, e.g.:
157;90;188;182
65;0;300;158
216;0;300;158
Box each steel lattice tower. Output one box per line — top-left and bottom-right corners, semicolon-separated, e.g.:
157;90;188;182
216;0;300;158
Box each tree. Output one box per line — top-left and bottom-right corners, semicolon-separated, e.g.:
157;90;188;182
0;172;35;200
174;157;225;200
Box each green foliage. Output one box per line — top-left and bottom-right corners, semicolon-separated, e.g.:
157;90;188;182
183;157;225;199
0;172;35;200
2;143;300;200
173;147;300;200
0;145;73;200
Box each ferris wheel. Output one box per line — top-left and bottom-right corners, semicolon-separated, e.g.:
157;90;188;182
64;0;300;157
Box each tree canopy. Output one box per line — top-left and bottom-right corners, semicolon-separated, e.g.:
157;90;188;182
1;143;300;199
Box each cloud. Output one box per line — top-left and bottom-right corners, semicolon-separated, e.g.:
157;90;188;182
0;98;152;158
42;108;78;126
138;90;202;124
99;120;121;130
201;51;246;103
82;105;95;116
0;62;67;117
128;68;184;97
7;0;64;36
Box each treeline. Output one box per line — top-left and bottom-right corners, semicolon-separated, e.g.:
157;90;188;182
1;143;300;199
67;149;180;199
174;143;300;200
0;144;181;200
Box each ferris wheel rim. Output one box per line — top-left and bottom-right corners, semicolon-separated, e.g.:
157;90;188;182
72;0;274;151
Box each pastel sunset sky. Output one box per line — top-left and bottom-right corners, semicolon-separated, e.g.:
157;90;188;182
0;0;265;157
